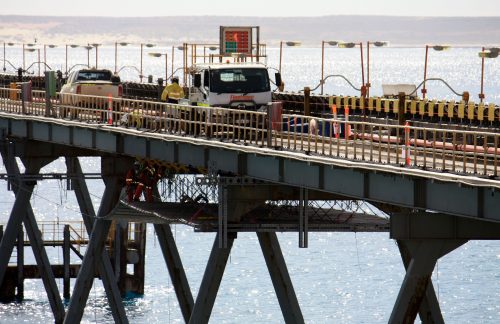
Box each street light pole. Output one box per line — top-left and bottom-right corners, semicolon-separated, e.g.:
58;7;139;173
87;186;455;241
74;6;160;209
140;43;144;82
422;45;429;99
114;42;118;73
65;44;68;75
91;43;100;68
86;45;91;68
37;48;41;77
148;52;168;82
480;46;485;102
367;41;371;97
171;46;174;79
165;53;168;82
2;42;5;72
279;41;283;74
360;42;365;95
321;41;325;95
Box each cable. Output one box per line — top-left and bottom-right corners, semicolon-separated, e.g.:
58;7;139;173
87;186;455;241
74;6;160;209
407;77;463;97
309;74;362;92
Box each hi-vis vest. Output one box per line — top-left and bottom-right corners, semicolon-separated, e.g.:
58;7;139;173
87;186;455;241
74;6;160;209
161;83;184;101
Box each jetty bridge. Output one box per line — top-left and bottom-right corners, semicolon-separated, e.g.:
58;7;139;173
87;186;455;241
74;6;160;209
0;84;499;324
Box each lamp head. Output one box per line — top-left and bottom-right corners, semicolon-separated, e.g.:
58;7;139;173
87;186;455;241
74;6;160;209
373;41;389;47
431;45;450;51
326;40;341;46
478;50;499;59
338;42;356;48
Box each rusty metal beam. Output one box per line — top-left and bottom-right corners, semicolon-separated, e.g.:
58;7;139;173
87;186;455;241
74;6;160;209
389;239;466;324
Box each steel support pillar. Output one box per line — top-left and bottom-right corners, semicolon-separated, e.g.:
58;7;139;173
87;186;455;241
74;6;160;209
0;148;65;323
397;240;444;324
154;223;194;323
64;157;131;324
66;157;128;323
257;232;304;324
188;233;236;324
389;239;466;324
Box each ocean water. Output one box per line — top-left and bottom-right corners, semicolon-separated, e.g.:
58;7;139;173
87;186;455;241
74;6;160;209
0;46;499;323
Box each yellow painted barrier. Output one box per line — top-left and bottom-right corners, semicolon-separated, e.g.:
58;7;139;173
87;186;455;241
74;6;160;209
393;99;400;114
488;103;495;122
368;98;374;111
375;98;382;112
477;103;484;121
349;96;356;110
447;101;455;119
458;102;465;119
359;97;365;110
410;100;417;114
437;101;445;118
383;99;390;113
418;100;426;117
428;100;436;118
467;102;475;121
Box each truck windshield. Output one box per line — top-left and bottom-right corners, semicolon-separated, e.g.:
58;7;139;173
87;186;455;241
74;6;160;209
76;70;112;81
210;68;270;94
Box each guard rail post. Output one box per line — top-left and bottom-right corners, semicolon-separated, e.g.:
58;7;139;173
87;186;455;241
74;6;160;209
63;224;70;299
267;102;272;148
304;87;311;116
397;92;406;164
157;78;164;101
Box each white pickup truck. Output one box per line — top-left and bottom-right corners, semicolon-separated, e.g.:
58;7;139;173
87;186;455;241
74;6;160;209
60;68;122;106
188;62;273;111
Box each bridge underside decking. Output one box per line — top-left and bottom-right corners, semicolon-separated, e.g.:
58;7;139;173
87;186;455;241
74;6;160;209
107;200;390;232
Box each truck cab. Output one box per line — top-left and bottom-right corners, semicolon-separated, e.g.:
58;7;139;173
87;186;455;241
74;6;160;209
188;62;273;111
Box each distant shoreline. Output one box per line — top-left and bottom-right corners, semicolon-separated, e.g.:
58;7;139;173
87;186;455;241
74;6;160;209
1;15;499;46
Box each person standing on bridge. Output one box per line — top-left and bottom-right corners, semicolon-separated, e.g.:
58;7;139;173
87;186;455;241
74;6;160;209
161;76;184;104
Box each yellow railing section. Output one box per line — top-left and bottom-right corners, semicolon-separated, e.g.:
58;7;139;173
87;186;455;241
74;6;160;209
276;93;500;124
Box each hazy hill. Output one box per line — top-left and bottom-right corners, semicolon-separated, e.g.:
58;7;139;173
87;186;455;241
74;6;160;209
1;15;499;46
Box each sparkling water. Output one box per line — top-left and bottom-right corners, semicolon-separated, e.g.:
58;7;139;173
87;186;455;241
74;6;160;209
0;46;499;323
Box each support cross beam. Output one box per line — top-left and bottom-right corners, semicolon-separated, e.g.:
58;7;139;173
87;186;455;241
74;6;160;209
65;157;128;323
0;148;65;323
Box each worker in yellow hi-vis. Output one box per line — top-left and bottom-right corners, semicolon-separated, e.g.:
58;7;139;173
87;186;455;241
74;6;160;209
161;76;186;132
161;76;184;103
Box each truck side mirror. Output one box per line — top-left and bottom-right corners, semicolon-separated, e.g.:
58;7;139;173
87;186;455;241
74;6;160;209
194;74;202;88
275;73;282;88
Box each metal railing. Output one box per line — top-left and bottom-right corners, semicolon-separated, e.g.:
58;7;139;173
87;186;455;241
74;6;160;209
1;87;499;180
4;220;89;248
